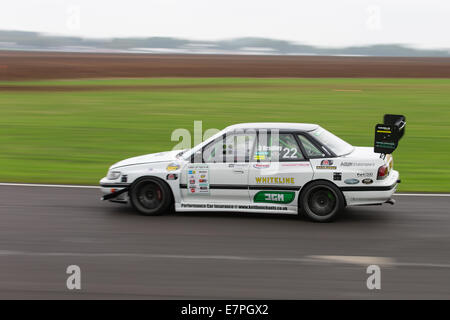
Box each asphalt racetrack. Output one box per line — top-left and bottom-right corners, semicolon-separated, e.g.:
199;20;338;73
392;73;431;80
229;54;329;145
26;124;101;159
0;184;449;299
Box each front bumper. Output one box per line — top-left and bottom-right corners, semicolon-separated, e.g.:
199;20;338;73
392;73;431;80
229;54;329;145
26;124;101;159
100;177;130;202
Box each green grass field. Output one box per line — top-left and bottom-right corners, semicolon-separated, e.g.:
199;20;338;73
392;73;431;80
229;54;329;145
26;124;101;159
0;78;449;192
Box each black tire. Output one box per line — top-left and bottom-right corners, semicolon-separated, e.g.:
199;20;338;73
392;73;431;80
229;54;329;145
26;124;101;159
299;181;344;222
129;177;173;216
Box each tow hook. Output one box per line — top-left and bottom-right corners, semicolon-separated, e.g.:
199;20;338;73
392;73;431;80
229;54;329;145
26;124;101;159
385;198;396;205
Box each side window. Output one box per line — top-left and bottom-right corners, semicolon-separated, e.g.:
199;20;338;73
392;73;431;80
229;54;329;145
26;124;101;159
203;133;256;163
297;134;325;158
253;133;304;162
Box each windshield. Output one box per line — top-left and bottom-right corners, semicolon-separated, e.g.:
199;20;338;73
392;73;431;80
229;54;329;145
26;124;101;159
309;127;354;156
181;129;226;160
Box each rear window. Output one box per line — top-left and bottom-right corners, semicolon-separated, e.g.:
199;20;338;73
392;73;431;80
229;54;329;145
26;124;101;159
297;135;325;158
309;127;354;156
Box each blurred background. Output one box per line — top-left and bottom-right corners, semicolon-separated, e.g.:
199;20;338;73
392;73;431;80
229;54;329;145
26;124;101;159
0;0;449;191
1;0;450;300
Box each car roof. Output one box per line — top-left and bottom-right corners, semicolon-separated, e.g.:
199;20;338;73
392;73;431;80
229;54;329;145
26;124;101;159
224;122;319;132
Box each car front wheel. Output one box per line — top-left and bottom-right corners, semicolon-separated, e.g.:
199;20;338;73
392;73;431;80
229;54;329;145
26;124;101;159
299;181;344;222
129;177;173;216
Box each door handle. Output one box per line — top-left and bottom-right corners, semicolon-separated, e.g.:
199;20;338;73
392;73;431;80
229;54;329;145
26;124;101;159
232;169;245;174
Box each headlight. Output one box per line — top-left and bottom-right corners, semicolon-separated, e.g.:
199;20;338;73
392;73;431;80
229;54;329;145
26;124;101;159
107;171;121;180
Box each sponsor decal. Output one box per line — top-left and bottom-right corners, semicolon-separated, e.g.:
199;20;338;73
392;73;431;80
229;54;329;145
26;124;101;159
317;159;336;169
166;174;178;180
253;163;271;169
362;178;373;184
180;203;289;211
316;165;337;170
376;130;391;134
254;155;266;160
344;178;359;185
281;163;310;167
258;145;282;152
187;164;209;194
357;172;374;178
253;191;295;204
341;162;375;167
375;141;395;149
333;172;342;181
376;126;392;134
255;176;295;184
167;162;180;171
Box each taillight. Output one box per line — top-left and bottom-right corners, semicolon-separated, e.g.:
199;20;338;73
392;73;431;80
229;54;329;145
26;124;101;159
377;165;389;180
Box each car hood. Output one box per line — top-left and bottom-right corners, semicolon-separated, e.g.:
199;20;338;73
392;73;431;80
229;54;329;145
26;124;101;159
110;150;182;169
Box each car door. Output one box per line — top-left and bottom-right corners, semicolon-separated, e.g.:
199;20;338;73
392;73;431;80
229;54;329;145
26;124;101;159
248;131;314;207
181;130;256;204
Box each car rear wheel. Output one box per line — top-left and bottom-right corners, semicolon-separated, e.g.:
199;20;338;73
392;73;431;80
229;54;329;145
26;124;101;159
129;177;173;216
299;181;344;222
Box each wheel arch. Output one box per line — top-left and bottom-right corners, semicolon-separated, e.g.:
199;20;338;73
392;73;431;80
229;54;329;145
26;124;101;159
298;179;347;207
130;175;175;204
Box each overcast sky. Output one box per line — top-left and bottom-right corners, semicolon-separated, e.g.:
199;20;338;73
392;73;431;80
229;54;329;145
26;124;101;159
2;0;449;49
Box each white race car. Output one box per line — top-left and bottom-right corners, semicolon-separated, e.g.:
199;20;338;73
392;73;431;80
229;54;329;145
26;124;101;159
100;115;405;222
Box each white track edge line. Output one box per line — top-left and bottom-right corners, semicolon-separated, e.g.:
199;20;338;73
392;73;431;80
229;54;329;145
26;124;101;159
395;193;450;197
0;182;449;196
0;183;99;189
0;250;449;269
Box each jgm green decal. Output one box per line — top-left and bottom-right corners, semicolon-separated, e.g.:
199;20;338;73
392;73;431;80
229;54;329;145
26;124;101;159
253;191;295;204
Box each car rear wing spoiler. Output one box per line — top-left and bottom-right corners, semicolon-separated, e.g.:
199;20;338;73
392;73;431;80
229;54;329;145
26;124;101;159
374;114;406;155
